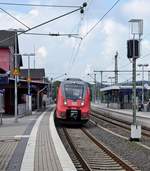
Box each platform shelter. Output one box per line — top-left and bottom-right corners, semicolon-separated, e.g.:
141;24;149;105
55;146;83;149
100;85;150;109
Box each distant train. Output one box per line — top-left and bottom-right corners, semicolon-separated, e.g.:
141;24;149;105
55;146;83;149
55;78;91;124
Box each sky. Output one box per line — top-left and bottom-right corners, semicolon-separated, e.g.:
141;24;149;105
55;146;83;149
0;0;150;83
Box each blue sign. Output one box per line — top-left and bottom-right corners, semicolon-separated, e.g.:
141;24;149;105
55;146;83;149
0;75;8;84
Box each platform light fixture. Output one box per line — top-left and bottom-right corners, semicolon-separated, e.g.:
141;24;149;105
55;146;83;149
87;73;97;103
22;53;35;114
138;64;149;105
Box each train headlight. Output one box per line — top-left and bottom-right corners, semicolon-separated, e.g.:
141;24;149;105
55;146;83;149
81;101;84;106
64;100;67;105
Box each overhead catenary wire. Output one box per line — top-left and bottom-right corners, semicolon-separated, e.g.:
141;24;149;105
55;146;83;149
83;0;93;25
121;73;141;84
82;0;121;39
0;6;83;45
82;0;93;17
17;32;81;39
0;7;30;29
0;2;80;8
66;13;85;74
67;42;79;72
67;2;93;73
70;19;83;54
138;52;150;60
66;0;121;75
71;39;83;66
67;38;83;75
119;52;150;70
66;39;82;75
0;2;87;78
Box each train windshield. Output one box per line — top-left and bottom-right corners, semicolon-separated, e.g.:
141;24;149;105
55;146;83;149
64;84;84;100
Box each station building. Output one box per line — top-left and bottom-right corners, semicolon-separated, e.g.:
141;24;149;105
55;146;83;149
100;85;150;109
0;30;48;115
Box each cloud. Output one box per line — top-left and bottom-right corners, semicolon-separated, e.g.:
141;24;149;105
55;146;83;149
68;18;129;77
79;18;98;36
37;46;47;58
1;0;150;82
84;64;92;75
121;0;150;65
29;9;39;17
122;0;150;17
100;19;128;63
142;39;150;52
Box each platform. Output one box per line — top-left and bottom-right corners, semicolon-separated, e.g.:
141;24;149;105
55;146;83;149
0;108;76;171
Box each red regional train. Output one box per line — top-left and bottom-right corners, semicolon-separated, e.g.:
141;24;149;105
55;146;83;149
55;78;91;124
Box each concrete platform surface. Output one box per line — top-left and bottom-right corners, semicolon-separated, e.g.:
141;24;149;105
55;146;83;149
0;111;41;171
0;108;76;171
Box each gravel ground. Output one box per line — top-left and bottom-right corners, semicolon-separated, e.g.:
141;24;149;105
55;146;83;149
91;115;130;137
91;111;150;148
85;121;150;171
56;126;84;171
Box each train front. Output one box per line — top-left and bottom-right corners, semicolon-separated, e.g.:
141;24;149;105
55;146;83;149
56;80;90;124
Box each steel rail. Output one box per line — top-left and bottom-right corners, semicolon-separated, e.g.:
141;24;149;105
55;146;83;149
63;128;92;171
91;110;130;130
91;107;150;137
81;128;136;171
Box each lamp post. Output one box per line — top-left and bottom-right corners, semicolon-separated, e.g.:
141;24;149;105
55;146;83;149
87;73;97;103
128;19;143;141
22;53;35;114
12;29;23;122
50;77;53;103
138;64;149;104
14;31;18;122
94;73;97;103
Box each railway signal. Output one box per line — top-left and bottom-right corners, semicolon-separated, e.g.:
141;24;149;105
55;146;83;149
128;19;143;141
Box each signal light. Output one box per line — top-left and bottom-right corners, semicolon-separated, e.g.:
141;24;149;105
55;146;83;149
127;39;139;58
81;101;84;106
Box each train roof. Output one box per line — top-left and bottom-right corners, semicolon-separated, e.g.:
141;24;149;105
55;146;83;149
66;78;82;81
61;78;87;85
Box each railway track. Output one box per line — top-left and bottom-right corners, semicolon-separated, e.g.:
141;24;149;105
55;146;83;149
56;127;85;171
63;127;137;171
91;107;150;138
